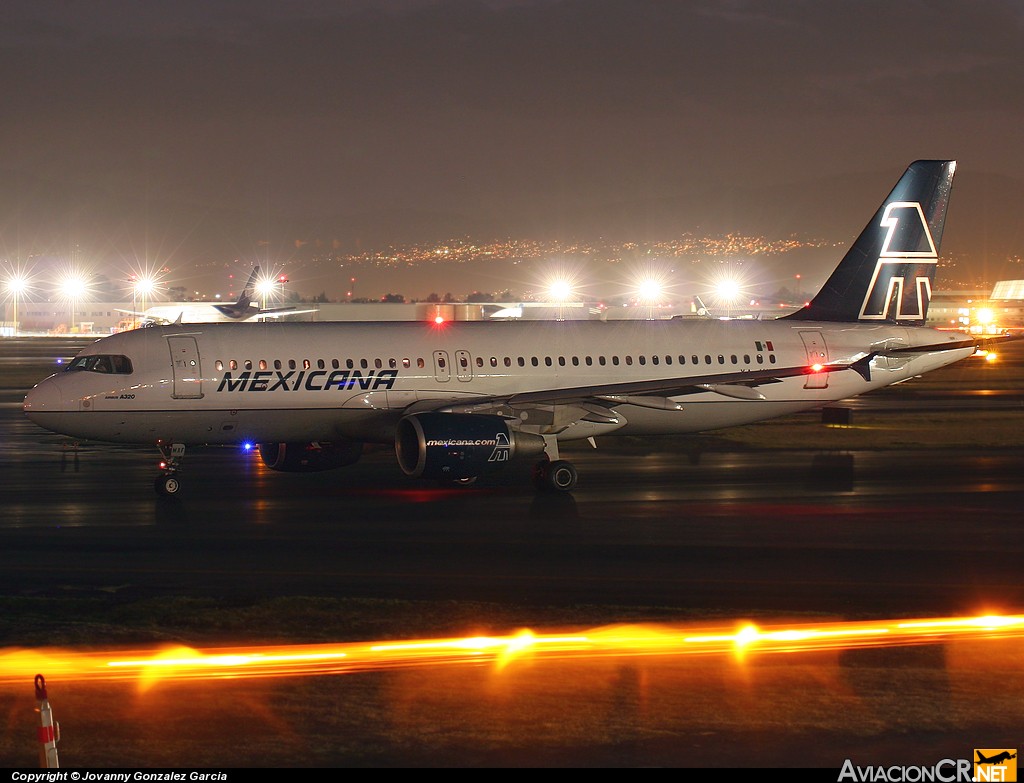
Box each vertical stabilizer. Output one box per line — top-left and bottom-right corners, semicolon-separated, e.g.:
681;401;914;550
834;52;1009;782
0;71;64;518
786;160;956;323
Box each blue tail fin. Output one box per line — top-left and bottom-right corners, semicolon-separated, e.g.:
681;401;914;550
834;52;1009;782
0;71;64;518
786;160;956;323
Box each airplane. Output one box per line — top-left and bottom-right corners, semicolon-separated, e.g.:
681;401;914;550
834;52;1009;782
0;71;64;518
977;751;1017;765
24;160;980;496
119;267;315;325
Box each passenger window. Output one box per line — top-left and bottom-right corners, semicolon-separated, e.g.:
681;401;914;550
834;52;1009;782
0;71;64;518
416;358;424;369
599;356;606;366
504;357;511;367
402;358;411;368
230;360;238;370
730;355;737;364
625;356;632;366
346;359;354;369
216;360;224;371
491;357;498;367
259;360;268;370
244;360;253;370
769;355;777;364
288;359;296;370
332;359;340;369
303;359;311;370
585;356;593;366
571;356;579;366
558;357;565;366
652;356;659;365
390;359;397;369
531;357;538;367
360;359;368;369
545;357;552;367
318;359;326;370
375;358;383;369
275;359;283;370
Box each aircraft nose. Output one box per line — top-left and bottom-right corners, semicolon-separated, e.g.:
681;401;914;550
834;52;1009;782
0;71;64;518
23;375;65;420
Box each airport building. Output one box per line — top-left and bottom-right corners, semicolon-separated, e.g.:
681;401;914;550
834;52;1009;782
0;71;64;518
5;286;1024;336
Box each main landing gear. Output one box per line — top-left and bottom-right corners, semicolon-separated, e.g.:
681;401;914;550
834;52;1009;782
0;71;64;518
155;442;185;496
532;458;579;492
530;435;579;492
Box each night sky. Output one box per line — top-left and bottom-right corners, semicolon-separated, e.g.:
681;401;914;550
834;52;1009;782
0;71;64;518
1;0;1022;297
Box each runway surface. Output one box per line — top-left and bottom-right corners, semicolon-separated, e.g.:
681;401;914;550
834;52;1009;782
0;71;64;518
1;336;1022;767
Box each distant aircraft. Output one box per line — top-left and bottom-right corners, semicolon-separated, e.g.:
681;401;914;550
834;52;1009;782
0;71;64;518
977;751;1017;765
26;160;979;495
119;267;315;325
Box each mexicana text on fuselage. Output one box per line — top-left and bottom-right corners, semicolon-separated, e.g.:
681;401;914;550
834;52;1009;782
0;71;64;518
215;369;398;393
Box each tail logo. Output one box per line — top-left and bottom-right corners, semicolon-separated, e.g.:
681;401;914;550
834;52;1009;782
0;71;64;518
858;201;938;321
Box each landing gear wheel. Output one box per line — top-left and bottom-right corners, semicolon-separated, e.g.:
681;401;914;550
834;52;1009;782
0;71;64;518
533;459;578;492
155;474;181;496
547;460;578;492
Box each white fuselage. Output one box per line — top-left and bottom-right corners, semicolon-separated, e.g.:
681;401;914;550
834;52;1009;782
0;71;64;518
24;319;975;447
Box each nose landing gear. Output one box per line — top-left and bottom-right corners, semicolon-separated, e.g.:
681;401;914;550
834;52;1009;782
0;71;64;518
155;442;186;496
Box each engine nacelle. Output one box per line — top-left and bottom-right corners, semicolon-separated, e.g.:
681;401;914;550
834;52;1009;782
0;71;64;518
396;413;546;481
258;440;363;472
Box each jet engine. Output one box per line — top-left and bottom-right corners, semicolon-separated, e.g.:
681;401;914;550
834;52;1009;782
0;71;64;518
258;440;363;472
396;412;545;481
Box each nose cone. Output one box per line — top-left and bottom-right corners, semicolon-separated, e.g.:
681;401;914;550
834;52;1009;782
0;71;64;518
24;375;65;426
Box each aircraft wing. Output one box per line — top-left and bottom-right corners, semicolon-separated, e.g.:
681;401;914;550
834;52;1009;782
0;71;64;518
258;306;320;319
402;360;867;419
114;308;172;326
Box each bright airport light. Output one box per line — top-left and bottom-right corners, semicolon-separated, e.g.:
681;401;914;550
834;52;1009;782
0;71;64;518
256;277;278;300
133;275;158;297
547;279;574;302
5;274;28;297
715;278;741;303
58;273;88;301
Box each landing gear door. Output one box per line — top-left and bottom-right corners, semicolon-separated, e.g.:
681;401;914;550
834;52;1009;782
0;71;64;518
168;336;204;399
799;330;829;390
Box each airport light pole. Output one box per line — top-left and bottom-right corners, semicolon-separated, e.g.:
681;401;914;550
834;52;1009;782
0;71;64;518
256;276;277;321
548;279;573;321
5;274;27;337
61;274;88;333
637;277;663;320
134;276;156;326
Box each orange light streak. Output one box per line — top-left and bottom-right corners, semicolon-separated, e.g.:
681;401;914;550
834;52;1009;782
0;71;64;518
0;613;1021;688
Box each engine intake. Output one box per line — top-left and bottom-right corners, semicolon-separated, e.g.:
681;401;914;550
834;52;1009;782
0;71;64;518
396;413;545;481
258;440;363;472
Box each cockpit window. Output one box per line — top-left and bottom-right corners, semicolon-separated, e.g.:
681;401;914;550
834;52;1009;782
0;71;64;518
64;354;133;374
